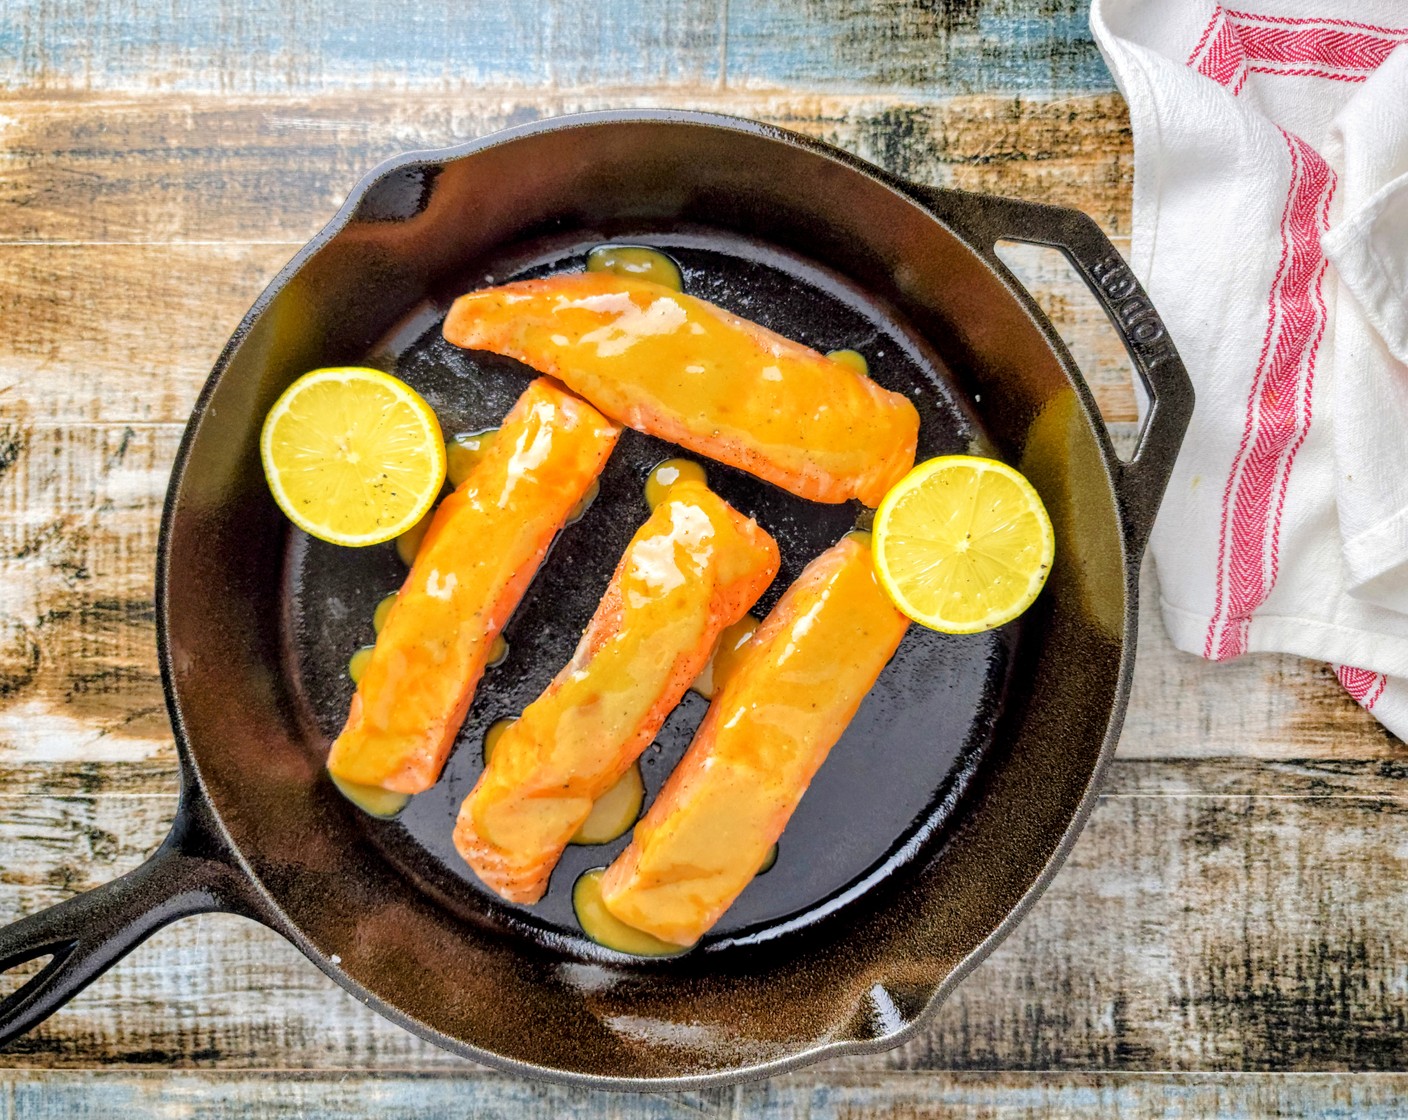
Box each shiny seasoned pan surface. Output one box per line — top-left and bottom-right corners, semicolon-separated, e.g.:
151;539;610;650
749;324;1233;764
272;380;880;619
281;227;1020;955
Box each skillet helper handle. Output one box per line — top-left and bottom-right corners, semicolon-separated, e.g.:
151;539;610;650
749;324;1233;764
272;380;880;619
0;792;261;1047
921;189;1195;556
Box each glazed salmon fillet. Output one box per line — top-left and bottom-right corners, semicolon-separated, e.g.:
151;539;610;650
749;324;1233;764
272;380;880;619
599;533;909;946
327;379;619;794
454;479;779;903
442;273;919;507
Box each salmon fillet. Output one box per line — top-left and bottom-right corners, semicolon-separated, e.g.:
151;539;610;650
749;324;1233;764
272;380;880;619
442;272;919;506
454;479;780;903
599;533;909;946
326;378;620;794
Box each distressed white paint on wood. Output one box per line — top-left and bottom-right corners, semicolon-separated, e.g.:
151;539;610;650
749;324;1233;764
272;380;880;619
5;1069;1408;1119
0;422;174;782
753;1071;1408;1118
1;778;1405;1072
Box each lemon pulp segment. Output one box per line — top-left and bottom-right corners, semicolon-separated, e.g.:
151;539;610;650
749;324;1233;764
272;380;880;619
872;456;1053;634
261;367;445;547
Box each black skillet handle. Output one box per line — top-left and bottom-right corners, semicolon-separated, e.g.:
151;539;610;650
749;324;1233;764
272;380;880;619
915;188;1194;556
0;788;265;1047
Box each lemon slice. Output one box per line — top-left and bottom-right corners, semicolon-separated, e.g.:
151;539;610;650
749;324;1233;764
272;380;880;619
872;456;1054;634
261;367;446;547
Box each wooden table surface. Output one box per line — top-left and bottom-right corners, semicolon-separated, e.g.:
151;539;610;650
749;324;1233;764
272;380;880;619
2;1;1406;1116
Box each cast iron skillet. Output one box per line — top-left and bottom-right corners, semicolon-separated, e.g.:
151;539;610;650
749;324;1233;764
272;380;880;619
0;110;1192;1087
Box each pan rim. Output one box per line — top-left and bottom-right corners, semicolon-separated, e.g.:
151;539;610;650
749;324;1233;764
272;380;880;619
154;107;1142;1090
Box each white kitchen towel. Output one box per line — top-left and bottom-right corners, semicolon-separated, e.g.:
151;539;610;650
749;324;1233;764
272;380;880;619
1088;0;1408;737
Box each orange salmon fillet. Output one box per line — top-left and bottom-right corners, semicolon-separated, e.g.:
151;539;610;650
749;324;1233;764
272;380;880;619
599;533;909;946
454;479;780;903
326;378;620;794
442;272;918;506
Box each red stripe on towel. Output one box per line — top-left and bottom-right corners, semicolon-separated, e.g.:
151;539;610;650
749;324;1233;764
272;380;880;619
1205;131;1335;660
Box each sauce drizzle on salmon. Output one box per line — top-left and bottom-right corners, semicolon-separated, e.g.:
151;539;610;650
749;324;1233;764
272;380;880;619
599;533;908;946
454;479;779;903
326;378;619;794
443;272;918;506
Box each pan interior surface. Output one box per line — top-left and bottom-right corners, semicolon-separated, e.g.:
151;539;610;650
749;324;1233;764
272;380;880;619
280;227;1019;956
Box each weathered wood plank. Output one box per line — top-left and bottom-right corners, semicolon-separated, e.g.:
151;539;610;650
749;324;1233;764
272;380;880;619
0;0;1113;97
749;1071;1408;1118
1101;756;1408;798
0;92;1134;243
0;421;1393;799
1;783;1405;1071
0;793;173;902
0;92;1139;422
726;1;1110;96
882;792;1408;1073
0;245;283;425
0;242;1138;428
0;423;175;789
0;0;726;94
5;1070;1408;1119
6;1071;695;1119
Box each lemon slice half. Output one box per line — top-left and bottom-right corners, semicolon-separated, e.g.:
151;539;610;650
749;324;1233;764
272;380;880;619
260;367;446;547
872;455;1054;634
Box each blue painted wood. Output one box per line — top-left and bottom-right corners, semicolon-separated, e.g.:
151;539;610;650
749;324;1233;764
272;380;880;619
0;0;725;92
8;1072;1408;1118
2;1074;731;1119
726;0;1112;94
750;1073;1408;1118
0;0;1112;96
